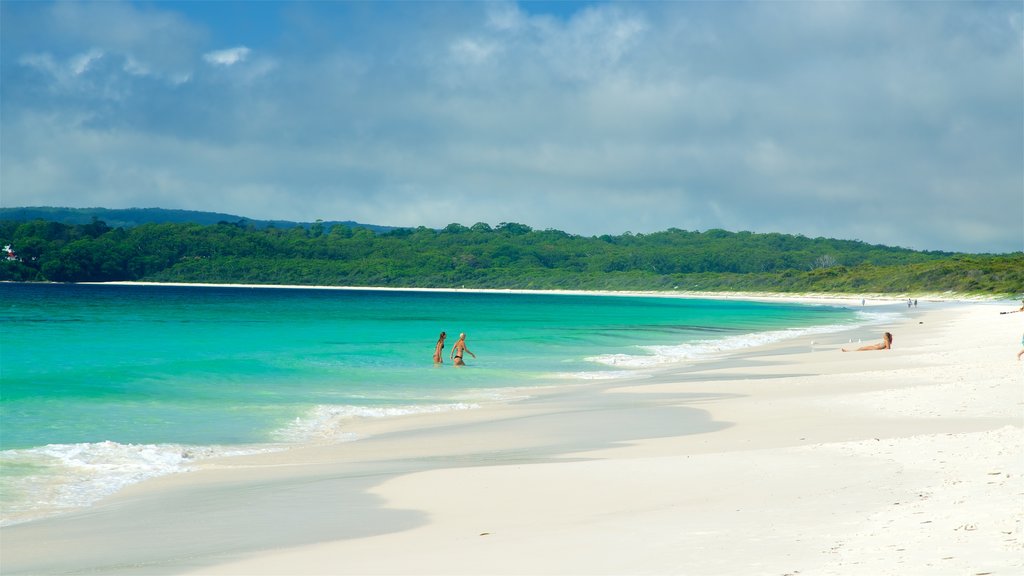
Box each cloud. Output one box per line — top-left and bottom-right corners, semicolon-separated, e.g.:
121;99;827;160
18;52;59;76
43;0;203;82
69;48;104;75
1;1;1021;253
19;48;104;83
203;46;251;67
449;38;498;65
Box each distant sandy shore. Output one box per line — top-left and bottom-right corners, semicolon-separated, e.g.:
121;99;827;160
1;295;1021;575
89;279;1005;307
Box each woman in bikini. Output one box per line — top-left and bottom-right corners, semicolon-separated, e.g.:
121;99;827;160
450;332;476;367
433;331;447;365
842;331;892;352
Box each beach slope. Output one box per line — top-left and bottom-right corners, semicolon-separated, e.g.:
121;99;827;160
2;301;1021;575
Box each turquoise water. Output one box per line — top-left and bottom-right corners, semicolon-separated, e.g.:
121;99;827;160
1;282;869;524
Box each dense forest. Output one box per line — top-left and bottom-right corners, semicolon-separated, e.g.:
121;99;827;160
1;216;1021;296
0;206;393;233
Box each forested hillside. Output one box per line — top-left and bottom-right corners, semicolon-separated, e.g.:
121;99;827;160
1;217;1021;296
0;207;393;233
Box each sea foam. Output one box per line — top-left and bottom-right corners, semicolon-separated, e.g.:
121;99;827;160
586;311;898;369
0;441;269;526
275;402;481;443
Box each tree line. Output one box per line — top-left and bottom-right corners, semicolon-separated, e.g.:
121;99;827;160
1;218;1021;296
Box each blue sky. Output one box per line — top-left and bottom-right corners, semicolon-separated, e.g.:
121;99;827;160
2;1;1021;253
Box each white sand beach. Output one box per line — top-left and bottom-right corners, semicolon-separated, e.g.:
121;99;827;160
1;295;1021;575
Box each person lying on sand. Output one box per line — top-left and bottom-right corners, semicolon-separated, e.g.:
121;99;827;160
843;332;892;352
998;300;1024;315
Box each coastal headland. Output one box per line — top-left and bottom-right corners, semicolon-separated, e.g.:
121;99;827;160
1;288;1021;575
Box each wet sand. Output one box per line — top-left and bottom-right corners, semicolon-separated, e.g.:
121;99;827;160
2;298;1021;575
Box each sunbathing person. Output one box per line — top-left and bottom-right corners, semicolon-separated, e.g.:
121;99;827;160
843;332;892;352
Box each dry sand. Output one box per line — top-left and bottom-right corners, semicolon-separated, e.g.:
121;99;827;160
1;296;1021;575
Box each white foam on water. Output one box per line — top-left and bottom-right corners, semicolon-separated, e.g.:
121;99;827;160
550;370;647;380
0;441;270;526
449;389;534;402
2;309;900;525
585;311;900;369
275;402;480;443
1;403;485;526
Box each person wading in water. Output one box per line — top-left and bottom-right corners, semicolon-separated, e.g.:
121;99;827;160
450;332;476;367
433;331;447;365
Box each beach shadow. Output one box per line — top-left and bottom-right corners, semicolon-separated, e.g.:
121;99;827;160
1;381;749;574
0;467;426;575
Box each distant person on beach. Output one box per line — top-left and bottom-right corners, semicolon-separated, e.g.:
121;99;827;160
843;332;892;352
450;332;476;366
433;331;447;365
1003;301;1024;314
1013;302;1024;361
999;301;1024;359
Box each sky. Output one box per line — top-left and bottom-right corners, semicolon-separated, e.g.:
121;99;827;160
1;1;1022;253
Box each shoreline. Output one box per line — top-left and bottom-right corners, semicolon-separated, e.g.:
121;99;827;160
0;287;891;528
82;279;1018;307
1;297;1021;574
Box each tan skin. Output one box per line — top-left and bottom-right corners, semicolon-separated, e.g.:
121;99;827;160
450;333;476;366
433;331;446;365
1017;303;1024;361
843;332;892;352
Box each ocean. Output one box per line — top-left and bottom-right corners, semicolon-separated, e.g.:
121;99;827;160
0;282;880;525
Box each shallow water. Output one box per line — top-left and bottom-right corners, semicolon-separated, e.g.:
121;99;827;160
0;282;873;524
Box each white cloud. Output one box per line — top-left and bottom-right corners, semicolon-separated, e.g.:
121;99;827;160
543;5;648;78
122;55;150;76
203;46;251;67
18;52;59;76
485;2;527;33
69;48;103;75
18;49;106;90
449;38;497;65
2;1;1021;253
44;0;202;83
